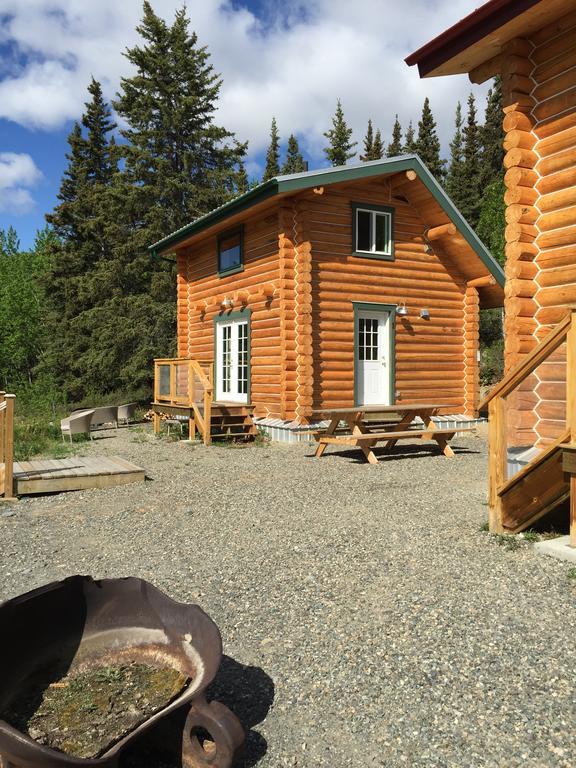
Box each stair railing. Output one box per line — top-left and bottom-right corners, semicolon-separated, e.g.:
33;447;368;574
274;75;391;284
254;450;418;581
153;358;214;446
480;307;576;533
0;392;16;500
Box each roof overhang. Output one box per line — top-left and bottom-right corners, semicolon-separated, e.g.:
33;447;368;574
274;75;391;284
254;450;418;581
405;0;569;77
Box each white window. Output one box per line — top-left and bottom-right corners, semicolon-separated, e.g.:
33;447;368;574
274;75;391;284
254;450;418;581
353;204;394;259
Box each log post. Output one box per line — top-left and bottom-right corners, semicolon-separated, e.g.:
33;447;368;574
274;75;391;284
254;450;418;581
3;394;15;501
488;396;507;533
0;391;4;464
567;310;576;546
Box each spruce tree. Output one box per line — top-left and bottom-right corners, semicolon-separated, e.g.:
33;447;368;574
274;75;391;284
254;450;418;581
445;102;466;208
236;160;249;194
323;99;357;166
372;129;384;160
403;121;416;153
480;77;504;189
460;92;482;227
263;117;280;181
282;134;306;174
415;97;444;179
387;115;403;157
361;119;374;161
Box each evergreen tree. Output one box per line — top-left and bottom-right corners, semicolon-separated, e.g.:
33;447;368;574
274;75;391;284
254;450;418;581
372;129;384;160
445;102;466;208
387;115;403;157
403;120;416;153
480;77;504;189
460;92;483;227
361;119;383;161
323;99;357;166
282;134;306;174
361;119;374;161
477;177;506;266
263;117;280;181
236;159;249;194
415;97;444;179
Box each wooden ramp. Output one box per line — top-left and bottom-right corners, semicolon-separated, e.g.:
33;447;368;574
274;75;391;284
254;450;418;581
13;456;145;496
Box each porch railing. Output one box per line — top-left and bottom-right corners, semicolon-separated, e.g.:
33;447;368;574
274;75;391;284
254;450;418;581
153;358;214;445
0;392;15;500
480;307;576;535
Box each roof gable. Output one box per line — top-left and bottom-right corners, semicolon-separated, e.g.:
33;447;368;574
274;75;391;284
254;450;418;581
149;155;504;300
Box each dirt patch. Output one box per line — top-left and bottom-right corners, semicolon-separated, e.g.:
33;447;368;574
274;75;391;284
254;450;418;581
2;662;189;759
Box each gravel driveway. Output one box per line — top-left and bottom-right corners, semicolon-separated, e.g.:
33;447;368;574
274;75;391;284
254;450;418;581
1;428;575;767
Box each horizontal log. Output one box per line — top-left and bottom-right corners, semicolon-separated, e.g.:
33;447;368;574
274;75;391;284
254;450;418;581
539;186;576;214
505;241;538;262
503;130;537;152
502;72;534;97
501;92;534;111
503;147;538;169
538;206;576;233
536;167;576;196
535;381;566;401
536;282;576;307
505;278;537;299
503;38;533;59
504;166;538;189
534;305;571;326
537;125;576;159
536;243;576;269
532;24;576;65
505;222;538;243
504;186;538;206
534;87;576;123
534;108;576;141
537;224;576;249
537;147;576;177
505;260;538;280
426;223;456;240
503;110;534;133
504;316;537;336
469;53;502;84
506;296;538;317
501;53;534;78
505;204;539;225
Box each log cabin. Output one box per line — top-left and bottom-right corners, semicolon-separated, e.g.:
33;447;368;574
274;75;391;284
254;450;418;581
149;156;503;443
407;0;576;537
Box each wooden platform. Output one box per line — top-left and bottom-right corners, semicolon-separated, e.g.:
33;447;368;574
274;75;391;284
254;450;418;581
12;456;146;495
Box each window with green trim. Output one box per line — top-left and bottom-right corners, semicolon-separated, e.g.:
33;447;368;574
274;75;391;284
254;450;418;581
352;204;394;259
218;227;243;275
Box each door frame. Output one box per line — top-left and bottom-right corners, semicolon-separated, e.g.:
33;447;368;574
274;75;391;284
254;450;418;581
353;301;396;407
213;308;251;403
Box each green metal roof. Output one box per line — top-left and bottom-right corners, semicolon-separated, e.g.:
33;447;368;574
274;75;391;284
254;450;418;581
149;154;504;288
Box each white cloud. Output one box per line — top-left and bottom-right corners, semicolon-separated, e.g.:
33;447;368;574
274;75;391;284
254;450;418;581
0;0;490;163
0;152;43;213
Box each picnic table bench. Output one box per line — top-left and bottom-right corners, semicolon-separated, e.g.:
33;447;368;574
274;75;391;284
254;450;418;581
314;404;475;464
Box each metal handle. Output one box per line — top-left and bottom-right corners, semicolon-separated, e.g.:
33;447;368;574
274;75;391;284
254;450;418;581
182;697;244;768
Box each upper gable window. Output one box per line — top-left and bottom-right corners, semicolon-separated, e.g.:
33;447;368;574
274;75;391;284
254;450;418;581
352;203;394;260
218;227;244;276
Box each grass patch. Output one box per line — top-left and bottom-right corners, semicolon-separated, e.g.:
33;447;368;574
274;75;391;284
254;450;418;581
567;567;576;580
14;417;84;461
491;533;524;552
479;521;489;532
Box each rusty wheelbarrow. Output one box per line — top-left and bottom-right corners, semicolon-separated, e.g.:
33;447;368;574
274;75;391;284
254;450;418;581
0;576;244;768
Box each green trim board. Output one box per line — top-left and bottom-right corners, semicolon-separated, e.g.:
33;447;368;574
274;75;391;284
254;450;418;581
213;308;252;403
353;302;396;407
148;154;504;290
217;225;244;277
351;202;395;261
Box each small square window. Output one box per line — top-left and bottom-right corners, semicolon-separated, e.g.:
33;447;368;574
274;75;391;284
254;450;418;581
352;204;394;260
218;228;243;275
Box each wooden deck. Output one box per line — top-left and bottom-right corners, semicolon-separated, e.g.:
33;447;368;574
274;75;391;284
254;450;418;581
12;456;146;495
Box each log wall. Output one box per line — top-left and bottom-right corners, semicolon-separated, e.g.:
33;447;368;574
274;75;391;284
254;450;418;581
176;209;282;419
300;180;472;416
500;11;576;447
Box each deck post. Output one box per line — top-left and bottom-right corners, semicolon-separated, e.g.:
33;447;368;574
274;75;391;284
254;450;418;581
0;391;4;464
203;363;213;446
2;394;16;501
488;396;506;533
567;310;576;545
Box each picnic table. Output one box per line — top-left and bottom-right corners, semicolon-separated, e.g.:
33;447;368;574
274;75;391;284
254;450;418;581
314;404;474;464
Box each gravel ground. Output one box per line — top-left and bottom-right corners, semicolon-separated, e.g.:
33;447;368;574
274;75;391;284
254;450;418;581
1;427;576;768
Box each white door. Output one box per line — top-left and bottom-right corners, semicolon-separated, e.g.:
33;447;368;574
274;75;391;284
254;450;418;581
356;309;392;406
216;319;249;403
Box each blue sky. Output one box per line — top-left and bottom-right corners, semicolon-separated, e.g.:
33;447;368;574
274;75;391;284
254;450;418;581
0;0;488;250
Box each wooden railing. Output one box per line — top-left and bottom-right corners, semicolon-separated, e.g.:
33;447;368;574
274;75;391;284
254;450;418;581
153;358;214;445
480;308;576;533
0;392;15;500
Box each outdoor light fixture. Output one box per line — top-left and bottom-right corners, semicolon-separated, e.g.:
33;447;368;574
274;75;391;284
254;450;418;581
396;302;408;317
420;308;430;319
221;297;233;308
